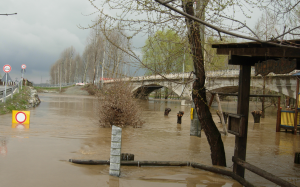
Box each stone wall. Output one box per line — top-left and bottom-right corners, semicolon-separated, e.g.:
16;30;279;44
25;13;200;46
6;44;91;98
27;87;41;108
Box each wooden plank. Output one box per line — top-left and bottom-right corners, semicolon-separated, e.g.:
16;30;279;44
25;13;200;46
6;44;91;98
232;157;297;187
216;94;228;135
233;65;251;178
217;48;300;58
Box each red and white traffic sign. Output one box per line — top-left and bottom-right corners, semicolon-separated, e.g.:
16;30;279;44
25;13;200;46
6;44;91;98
3;64;11;73
21;64;26;69
15;112;27;124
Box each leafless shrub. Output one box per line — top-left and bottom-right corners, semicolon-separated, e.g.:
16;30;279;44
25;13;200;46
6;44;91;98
97;80;144;128
82;84;97;95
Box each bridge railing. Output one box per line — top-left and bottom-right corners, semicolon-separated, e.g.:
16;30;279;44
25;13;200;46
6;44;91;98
103;69;300;83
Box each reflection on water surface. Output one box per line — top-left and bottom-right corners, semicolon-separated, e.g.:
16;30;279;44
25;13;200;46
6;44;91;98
0;94;299;186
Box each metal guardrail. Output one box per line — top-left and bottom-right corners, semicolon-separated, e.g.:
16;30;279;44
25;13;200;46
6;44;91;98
0;81;22;102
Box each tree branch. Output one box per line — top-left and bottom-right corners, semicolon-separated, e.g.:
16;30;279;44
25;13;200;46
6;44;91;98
0;13;17;16
154;0;300;49
161;0;176;4
218;14;260;39
272;25;300;40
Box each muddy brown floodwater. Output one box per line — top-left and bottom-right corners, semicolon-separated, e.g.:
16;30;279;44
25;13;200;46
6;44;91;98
0;93;299;187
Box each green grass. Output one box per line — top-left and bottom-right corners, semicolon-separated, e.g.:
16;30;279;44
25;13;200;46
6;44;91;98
33;85;73;93
0;86;31;115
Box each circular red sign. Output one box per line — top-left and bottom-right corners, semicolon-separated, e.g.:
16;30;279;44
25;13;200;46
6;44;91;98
21;64;26;69
3;65;11;73
15;112;27;124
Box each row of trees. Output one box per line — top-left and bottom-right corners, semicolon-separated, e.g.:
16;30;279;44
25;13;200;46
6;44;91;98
142;29;236;76
49;23;130;85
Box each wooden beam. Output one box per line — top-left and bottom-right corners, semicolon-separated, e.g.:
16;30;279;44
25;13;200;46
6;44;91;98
232;157;297;187
217;47;300;58
228;55;262;66
233;65;251;178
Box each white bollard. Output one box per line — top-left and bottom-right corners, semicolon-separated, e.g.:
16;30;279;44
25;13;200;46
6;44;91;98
109;125;122;177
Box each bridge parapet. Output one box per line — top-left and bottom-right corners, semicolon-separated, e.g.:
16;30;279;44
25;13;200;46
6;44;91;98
103;69;300;83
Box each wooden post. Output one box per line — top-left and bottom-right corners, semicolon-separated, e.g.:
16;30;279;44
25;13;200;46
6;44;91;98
208;93;215;108
294;78;299;135
164;108;171;116
177;111;184;124
276;97;281;132
233;65;251;178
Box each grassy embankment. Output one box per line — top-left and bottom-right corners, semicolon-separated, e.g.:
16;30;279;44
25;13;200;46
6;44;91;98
0;86;31;115
33;85;71;93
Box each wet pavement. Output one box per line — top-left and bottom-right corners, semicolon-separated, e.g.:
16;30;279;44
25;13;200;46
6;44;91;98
0;93;299;186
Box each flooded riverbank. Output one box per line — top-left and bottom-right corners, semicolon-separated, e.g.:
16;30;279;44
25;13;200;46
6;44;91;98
0;94;299;186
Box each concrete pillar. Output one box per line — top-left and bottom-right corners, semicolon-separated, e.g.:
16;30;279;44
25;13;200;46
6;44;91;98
109;125;122;177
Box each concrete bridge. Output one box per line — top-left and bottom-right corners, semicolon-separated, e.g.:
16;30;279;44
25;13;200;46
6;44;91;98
103;69;300;99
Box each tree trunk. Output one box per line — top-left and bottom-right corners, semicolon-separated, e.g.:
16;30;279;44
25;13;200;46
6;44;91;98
185;1;226;166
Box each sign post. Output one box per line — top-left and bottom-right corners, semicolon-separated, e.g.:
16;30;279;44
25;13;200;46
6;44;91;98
3;65;11;103
21;64;26;90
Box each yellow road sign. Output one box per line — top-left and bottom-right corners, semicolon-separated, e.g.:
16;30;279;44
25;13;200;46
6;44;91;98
12;110;30;125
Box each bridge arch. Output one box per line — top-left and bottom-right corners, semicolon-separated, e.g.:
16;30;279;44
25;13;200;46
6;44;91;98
132;83;186;99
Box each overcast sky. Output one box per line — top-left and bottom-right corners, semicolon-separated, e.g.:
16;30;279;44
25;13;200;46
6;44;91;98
0;1;262;84
0;0;98;83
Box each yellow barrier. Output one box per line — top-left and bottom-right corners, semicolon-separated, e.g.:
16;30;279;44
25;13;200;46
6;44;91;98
281;111;300;126
12;110;30;125
190;108;194;120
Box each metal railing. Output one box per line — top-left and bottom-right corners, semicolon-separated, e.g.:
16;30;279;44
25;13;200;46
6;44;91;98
0;81;22;103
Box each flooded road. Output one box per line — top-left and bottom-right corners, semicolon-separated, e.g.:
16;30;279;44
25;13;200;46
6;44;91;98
0;94;299;186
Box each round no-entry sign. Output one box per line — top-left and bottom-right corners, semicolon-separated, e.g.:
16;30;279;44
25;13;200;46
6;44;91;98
15;112;27;124
3;65;11;73
21;64;26;69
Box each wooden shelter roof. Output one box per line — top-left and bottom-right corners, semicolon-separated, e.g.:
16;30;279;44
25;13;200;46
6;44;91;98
212;39;300;62
211;39;300;73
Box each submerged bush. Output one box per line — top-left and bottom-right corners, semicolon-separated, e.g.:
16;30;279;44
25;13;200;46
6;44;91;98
97;81;144;128
82;84;97;95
